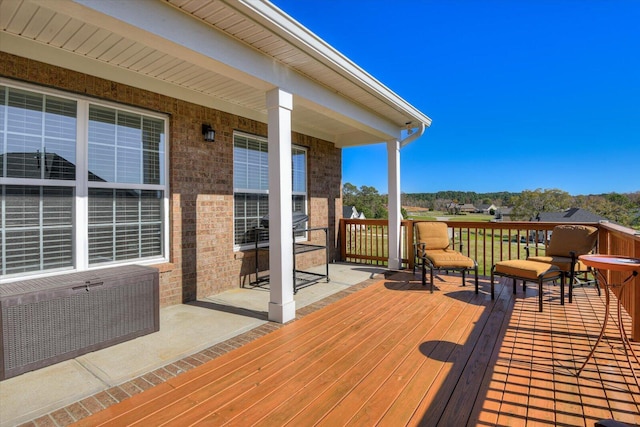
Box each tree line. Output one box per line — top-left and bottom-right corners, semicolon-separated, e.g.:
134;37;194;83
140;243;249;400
343;183;390;219
401;190;515;208
343;183;640;229
510;189;640;227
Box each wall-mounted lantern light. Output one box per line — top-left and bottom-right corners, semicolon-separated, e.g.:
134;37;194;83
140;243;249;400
202;124;215;142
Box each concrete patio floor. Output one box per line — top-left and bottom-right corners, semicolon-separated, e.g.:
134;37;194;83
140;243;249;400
0;263;387;427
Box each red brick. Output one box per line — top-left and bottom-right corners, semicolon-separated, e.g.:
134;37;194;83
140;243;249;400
49;409;74;426
31;416;56;427
105;386;129;403
65;402;90;421
78;396;105;415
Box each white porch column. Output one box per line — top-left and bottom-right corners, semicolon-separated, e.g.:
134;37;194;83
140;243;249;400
266;88;296;323
387;139;402;270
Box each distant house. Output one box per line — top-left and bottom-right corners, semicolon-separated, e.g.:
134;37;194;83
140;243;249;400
533;208;606;223
459;203;477;213
445;202;476;215
494;207;513;221
526;208;606;244
445;202;457;214
343;206;358;219
343;205;366;231
476;204;498;215
343;206;365;220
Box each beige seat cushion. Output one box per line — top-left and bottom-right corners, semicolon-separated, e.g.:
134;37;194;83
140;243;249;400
425;249;475;268
528;255;572;271
528;255;590;272
494;259;561;281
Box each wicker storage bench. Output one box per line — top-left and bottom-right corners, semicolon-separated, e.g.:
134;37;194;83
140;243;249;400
0;265;159;380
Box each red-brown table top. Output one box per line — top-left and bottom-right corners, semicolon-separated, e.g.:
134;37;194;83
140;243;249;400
579;254;640;272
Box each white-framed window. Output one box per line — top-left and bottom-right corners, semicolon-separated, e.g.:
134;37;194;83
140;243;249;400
233;131;307;249
0;80;169;281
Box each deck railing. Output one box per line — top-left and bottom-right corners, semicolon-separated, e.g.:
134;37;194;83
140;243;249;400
339;218;640;340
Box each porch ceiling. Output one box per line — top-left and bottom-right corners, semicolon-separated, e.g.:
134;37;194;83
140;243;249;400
0;0;431;147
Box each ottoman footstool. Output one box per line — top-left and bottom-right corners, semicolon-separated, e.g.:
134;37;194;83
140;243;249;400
491;259;564;312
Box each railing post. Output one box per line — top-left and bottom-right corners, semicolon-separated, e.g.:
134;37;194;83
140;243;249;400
406;220;415;270
339;219;346;262
597;226;611;291
633;230;640;341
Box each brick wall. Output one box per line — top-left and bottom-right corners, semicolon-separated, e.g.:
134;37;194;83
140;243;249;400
1;52;342;307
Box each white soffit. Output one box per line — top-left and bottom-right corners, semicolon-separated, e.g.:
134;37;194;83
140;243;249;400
0;0;431;146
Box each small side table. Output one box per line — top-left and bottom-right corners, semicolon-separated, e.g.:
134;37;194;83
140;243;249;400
577;254;640;390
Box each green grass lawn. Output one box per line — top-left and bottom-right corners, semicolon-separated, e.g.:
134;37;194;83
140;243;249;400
408;211;494;222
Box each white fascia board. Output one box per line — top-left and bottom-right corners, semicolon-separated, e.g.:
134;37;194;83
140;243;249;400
42;0;403;139
0;32;267;123
237;0;432;128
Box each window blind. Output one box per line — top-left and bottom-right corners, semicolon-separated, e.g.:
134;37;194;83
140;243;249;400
232;133;307;247
1;82;167;279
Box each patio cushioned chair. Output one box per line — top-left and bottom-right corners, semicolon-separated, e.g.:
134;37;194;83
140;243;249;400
526;224;598;303
414;221;479;293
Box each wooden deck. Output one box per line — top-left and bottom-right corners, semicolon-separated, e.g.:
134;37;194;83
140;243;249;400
74;271;640;426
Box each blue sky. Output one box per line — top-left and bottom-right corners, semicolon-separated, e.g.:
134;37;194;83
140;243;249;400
272;0;640;196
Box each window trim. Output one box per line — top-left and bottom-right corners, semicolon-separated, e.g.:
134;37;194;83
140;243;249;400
0;78;170;283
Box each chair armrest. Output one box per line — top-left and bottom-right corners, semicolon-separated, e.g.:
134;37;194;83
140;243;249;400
568;250;579;277
569;250;578;264
525;244;547;259
415;242;426;258
524;245;533;259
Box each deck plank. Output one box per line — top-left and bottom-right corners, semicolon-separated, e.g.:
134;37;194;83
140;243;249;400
326;287;480;426
341;292;478;426
380;280;507;426
128;282;415;426
467;283;517;426
435;282;516;426
71;272;640;427
253;285;447;426
169;281;424;426
356;287;484;427
83;281;393;426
